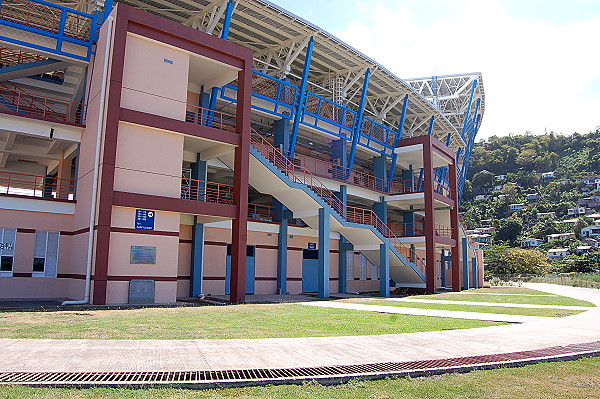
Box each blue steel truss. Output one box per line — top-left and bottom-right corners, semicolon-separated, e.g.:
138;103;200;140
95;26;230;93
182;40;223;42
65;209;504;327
0;0;97;61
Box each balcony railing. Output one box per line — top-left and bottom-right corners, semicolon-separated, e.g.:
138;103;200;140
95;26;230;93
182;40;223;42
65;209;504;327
0;82;85;124
0;170;75;200
180;178;234;205
389;222;426;237
389;179;422;194
185;104;236;132
435;224;455;239
0;47;44;66
288;151;390;193
248;203;272;222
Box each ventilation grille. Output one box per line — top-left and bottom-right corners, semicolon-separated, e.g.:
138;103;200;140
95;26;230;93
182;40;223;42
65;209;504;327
1;341;599;386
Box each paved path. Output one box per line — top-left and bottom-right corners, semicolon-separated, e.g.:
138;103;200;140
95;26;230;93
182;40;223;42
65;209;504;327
361;297;592;310
0;283;599;373
298;301;551;323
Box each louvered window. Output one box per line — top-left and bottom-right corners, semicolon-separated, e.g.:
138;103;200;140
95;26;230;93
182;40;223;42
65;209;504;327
32;231;59;278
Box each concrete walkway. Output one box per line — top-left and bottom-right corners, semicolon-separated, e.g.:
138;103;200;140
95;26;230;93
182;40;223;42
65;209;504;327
362;297;593;310
0;283;599;373
298;301;551;323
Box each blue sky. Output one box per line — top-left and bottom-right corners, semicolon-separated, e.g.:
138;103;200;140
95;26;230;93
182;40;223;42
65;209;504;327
269;0;600;140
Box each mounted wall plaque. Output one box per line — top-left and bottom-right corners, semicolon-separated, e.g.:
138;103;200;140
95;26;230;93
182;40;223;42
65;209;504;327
130;246;157;264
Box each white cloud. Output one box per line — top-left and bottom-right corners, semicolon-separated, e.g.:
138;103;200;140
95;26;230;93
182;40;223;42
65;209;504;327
333;0;600;140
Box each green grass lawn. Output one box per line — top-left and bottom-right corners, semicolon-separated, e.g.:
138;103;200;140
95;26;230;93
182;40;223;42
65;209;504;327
0;303;503;340
1;357;598;398
410;288;595;307
348;299;585;317
456;287;556;295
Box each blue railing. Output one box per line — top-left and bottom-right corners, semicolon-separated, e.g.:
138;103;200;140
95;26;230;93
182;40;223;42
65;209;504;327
301;91;356;139
221;70;298;118
0;0;96;61
360;116;397;157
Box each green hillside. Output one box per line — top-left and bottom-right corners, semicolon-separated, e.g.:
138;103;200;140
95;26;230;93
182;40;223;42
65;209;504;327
460;129;600;275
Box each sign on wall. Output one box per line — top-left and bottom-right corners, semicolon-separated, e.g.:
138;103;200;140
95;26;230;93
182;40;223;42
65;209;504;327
0;243;13;250
130;246;157;264
308;242;317;250
135;209;155;230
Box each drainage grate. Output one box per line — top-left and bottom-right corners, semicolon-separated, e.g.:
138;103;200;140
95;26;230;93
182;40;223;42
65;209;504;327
1;341;599;387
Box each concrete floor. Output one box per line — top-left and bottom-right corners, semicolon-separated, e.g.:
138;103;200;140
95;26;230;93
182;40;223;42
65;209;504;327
0;283;598;373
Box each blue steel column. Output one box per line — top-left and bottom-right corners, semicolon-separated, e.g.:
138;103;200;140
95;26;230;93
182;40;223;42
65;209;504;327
471;258;478;288
373;154;386;191
318;207;330;298
462;238;470;290
273;118;291;294
332;138;347;180
427;115;435;135
190;154;207;297
335;185;349;293
379;243;390;297
387;94;409;187
289;37;314;158
374;196;387;223
220;0;235;40
346;68;371;177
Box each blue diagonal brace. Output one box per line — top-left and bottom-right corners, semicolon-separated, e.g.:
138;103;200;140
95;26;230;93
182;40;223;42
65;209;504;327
346;68;371;178
221;0;235;40
387;94;409;186
289;37;314;159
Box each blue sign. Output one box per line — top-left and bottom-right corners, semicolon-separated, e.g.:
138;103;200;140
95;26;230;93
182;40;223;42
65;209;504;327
135;209;155;230
308;242;317;250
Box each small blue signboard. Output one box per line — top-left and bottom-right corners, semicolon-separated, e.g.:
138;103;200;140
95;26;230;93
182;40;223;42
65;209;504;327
308;242;317;250
135;209;155;230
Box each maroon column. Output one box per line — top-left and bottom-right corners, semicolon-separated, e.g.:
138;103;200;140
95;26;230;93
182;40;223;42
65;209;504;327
423;139;436;293
449;159;461;291
229;66;251;303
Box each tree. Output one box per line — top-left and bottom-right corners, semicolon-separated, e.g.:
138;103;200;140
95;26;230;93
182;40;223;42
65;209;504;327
494;218;522;245
484;246;551;276
471;170;495;189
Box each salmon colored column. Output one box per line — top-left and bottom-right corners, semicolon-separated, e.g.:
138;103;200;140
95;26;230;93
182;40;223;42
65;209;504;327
423;139;436;293
449;158;461;291
56;155;72;200
229;66;251;304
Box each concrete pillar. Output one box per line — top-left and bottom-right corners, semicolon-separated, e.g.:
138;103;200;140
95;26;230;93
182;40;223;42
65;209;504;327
332;138;347;180
423;139;436;293
402;209;415;236
471;258;478;288
191;153;207;201
379;243;390;297
374;154;386;191
190;219;204;297
402;166;414;193
449;158;461;292
273;199;292;295
374;196;387;224
462;238;470;290
274;118;290;153
318;207;330;298
335;185;348;293
56;156;72;199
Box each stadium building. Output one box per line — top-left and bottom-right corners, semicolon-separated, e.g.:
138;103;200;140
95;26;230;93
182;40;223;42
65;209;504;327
0;0;484;304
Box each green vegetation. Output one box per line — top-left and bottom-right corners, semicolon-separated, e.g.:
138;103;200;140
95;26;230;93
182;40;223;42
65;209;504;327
348;300;584;317
404;291;595;307
460;129;600;275
1;357;599;399
0;304;501;340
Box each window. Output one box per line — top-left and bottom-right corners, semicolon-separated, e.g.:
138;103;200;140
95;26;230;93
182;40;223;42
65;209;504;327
32;231;59;278
0;228;16;277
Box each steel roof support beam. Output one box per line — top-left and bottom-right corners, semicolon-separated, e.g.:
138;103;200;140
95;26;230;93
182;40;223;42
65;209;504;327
289;36;314;159
346;68;370;179
220;0;235;39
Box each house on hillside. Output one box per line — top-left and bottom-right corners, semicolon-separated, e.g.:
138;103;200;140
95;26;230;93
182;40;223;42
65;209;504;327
558;218;579;226
581;225;600;239
578;196;600;208
568;207;590;216
477;227;495;234
541;171;556;179
521;238;543;248
548;248;570;259
495;175;506;181
576;246;593;255
474;194;486;201
469;233;491;245
526;193;539;201
509;203;525;211
547;232;576;242
481;219;493;227
538;212;556;219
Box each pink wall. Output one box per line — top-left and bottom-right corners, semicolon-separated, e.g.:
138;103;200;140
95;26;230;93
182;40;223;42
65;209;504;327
120;34;189;120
